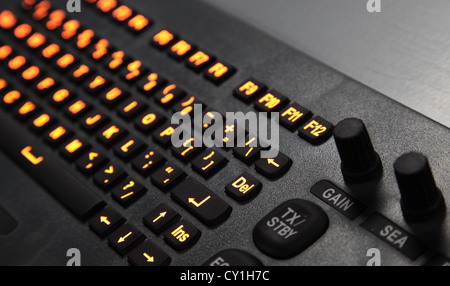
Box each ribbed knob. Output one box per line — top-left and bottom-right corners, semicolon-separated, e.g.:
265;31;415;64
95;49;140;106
333;118;382;183
394;152;445;222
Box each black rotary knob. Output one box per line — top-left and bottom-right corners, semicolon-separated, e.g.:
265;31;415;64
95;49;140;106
333;118;382;184
394;152;445;222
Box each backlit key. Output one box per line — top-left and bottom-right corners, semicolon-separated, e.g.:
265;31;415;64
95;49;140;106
60;138;89;161
151;29;176;50
254;90;289;112
44;125;72;146
168;39;196;61
93;162;126;190
127;14;150;33
111;178;147;207
76;150;108;175
298;116;334;145
204;61;236;85
233;78;267;103
186;50;215;72
113;136;145;161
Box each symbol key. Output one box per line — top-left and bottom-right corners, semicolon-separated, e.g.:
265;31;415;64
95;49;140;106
88;207;125;238
127;240;171;266
143;203;181;235
254;152;292;180
170;178;231;226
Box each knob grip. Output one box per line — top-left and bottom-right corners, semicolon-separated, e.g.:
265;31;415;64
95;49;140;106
394;152;445;222
333;118;382;183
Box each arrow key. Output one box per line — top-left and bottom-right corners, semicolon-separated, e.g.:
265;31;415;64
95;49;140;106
88;207;125;238
254;152;292;180
143;203;181;235
127;240;171;266
107;223;145;256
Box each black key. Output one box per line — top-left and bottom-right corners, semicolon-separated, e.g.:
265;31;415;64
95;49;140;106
203;249;262;266
14;100;40;121
0;112;105;220
117;98;147;121
163;219;201;251
1;89;24;110
253;199;329;259
107;223;145;256
75;150;108;175
33;76;59;97
154;83;186;107
111;178;147;207
104;49;131;72
49;88;75;107
186;49;215;73
60;137;90;161
152;123;176;148
232;134;263;164
137;72;167;96
171;137;204;163
310;180;367;220
233;78;267;104
167;39;196;61
131;148;166;176
151;29;177;50
119;60;149;84
93;162;127;191
204;61;236;85
172;95;205;117
143;203;181;235
44;125;73;147
99;86;129;107
191;149;228;178
113;136;146;161
225;172;262;203
29;112;55;134
80;111;110;134
150;163;186;191
97;123;128;147
170;178;232;226
84;75;111;95
64;99;91;120
254;152;292;180
360;213;428;260
279;102;312;131
88;207;125;238
134;109;166;134
69;63;94;83
298;116;334;145
127;240;171;266
254;90;289;112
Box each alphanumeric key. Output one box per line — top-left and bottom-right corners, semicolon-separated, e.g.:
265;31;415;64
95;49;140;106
232;134;263;165
93;162;127;191
97;123;127;147
76;150;108;175
191;149;228;178
134;109;166;134
111;178;147;207
150;163;186;191
113;136;146;161
131;148;166;176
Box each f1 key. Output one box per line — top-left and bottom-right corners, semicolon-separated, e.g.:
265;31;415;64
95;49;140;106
170;178;232;226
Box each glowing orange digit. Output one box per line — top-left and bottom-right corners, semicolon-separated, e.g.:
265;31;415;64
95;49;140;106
108;51;125;70
22;66;40;81
89;75;106;89
41;43;60;59
68;100;87;115
112;5;132;22
52;89;70;103
77;29;95;50
142;73;159;91
61;19;80;40
92;39;109;60
105;87;122;101
128;14;149;32
26;32;47;49
125;60;142;81
46;9;66;30
14;24;32;39
32;0;51;21
33;113;51;128
3;90;21;105
0;10;17;30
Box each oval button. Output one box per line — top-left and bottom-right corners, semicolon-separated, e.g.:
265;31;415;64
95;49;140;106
253;199;329;259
